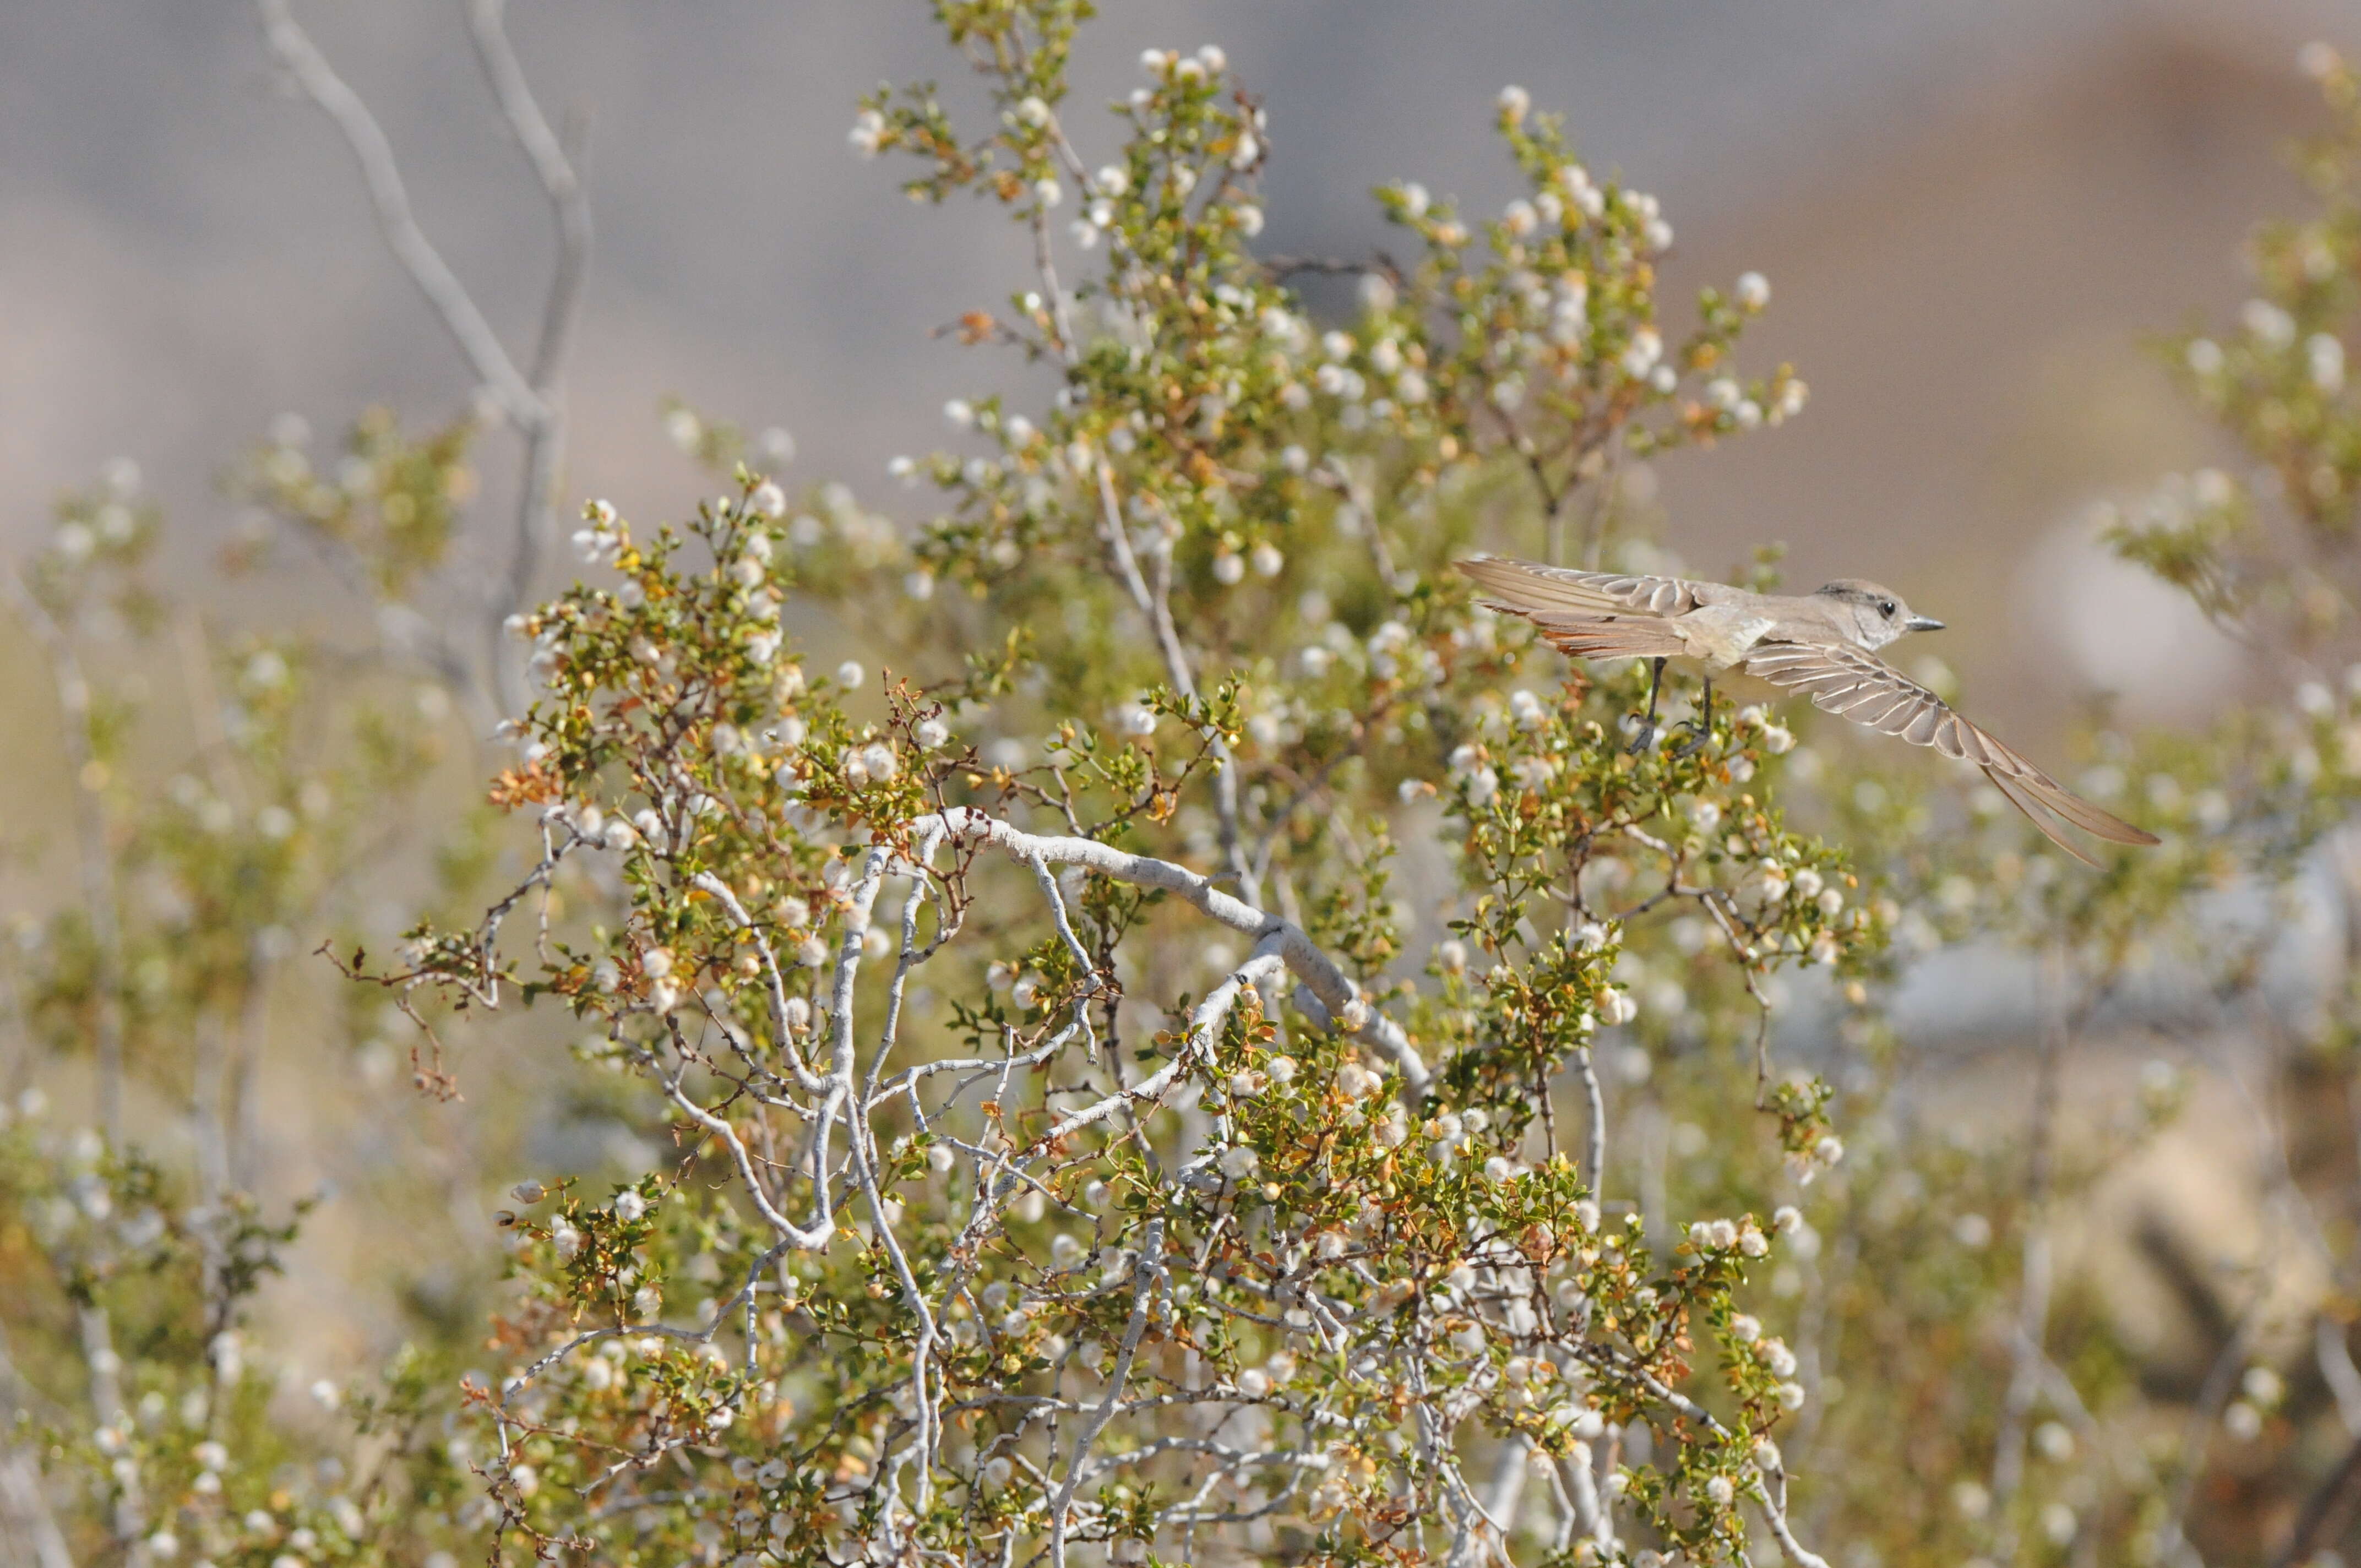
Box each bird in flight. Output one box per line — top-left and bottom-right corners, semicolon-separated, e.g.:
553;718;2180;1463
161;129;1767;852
1457;555;2159;865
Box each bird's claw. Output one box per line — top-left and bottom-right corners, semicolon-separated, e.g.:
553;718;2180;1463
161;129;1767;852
1625;718;1658;756
1670;721;1713;759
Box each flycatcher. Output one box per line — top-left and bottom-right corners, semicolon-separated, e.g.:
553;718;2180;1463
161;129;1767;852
1457;554;2159;865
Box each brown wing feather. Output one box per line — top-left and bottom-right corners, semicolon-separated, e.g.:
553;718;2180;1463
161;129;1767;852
1738;640;2159;854
1457;555;1707;620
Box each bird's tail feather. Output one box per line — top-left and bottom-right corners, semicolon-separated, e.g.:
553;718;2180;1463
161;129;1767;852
2012;770;2158;846
1460;556;1640;618
1535;618;1689;662
1986;763;2176;864
1984;768;2104;868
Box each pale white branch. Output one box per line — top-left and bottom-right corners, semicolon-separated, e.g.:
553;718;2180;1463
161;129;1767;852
691;873;827;1093
253;0;543;428
1049;1216;1165;1568
915;808;1428;1096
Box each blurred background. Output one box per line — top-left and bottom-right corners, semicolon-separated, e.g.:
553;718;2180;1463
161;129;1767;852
7;1;2357;739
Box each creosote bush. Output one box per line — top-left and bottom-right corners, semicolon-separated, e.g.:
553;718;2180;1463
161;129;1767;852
369;15;1848;1559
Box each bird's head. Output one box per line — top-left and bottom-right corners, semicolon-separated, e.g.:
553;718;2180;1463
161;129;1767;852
1814;579;1944;650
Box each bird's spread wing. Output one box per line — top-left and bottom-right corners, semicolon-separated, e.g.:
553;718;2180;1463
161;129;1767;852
1457;555;1711;620
1737;640;2159;864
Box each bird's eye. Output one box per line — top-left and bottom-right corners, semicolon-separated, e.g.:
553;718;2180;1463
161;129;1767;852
1879;600;1896;617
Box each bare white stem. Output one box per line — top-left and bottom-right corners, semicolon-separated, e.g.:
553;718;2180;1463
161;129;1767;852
0;1331;75;1568
1574;1044;1606;1196
463;0;592;700
1030;852;1100;974
867;1036;1066;1113
1481;1436;1531;1563
76;1308;145;1565
1751;1471;1831;1568
1561;1442;1607;1549
253;0;542;427
1038;944;1284;1150
844;1076;940;1520
462;0;589;388
662;1067;838;1251
690;873;827;1093
912;807;1427;1094
0;1448;75;1568
1049;1217;1165;1568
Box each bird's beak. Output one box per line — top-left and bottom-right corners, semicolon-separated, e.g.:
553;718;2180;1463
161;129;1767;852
1906;615;1945;633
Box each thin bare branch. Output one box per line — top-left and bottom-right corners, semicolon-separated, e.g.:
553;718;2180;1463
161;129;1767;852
463;0;593;693
253;0;543;428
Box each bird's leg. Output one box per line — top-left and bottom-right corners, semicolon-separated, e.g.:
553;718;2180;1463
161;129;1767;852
1673;677;1716;758
1627;657;1668;754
